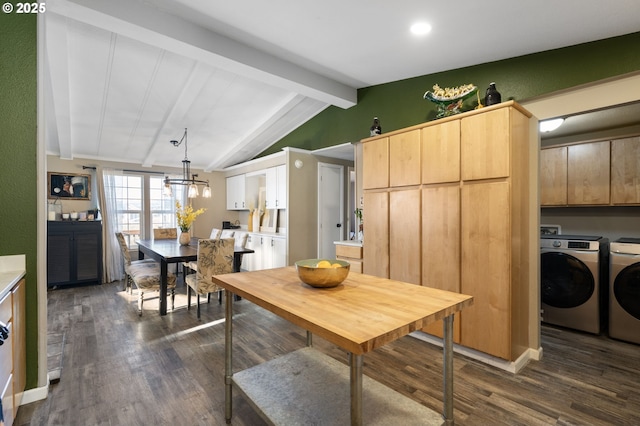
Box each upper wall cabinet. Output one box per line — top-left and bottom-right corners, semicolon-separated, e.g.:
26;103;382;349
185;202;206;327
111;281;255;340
611;136;640;204
461;108;511;181
422;120;460;184
567;141;610;205
362;137;389;189
540;146;568;206
389;130;421;187
226;174;247;210
265;165;287;209
539;137;640;207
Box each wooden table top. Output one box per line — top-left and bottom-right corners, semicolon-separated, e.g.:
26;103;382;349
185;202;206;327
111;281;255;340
212;267;473;355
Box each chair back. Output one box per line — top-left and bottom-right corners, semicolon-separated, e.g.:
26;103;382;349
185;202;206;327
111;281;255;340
220;229;235;239
154;228;177;239
209;228;222;239
115;232;132;265
196;238;234;285
234;231;249;249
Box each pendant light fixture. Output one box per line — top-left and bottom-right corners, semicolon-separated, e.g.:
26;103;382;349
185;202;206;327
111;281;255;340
163;128;212;198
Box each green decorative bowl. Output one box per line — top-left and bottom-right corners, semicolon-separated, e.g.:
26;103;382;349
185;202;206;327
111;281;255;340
424;85;478;118
295;259;350;288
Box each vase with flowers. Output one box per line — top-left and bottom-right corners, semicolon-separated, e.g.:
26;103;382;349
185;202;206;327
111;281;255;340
175;201;206;245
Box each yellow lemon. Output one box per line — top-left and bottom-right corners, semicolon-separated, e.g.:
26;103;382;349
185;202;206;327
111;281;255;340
316;260;332;268
331;263;342;268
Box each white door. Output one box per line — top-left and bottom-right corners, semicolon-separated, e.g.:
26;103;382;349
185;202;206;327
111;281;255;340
318;163;344;259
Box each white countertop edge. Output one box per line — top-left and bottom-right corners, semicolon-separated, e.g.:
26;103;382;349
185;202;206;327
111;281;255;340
333;240;363;247
0;254;26;298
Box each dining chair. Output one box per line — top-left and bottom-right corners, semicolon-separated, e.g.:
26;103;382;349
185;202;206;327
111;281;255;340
153;227;180;275
153;227;178;240
233;231;249;270
185;238;234;319
220;229;235;239
210;228;222;239
116;232;177;316
184;230;236;274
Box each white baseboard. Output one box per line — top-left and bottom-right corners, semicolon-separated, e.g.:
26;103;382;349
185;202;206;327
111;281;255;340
19;379;49;406
410;331;543;374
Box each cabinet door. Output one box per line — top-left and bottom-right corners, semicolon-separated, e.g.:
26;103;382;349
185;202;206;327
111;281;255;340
362;137;389;189
422;120;460;184
47;233;72;285
540;146;568;206
75;231;101;281
363;191;389;278
611;136;640;204
461;108;510;181
226;175;246;210
421;185;461;341
389;189;421;284
389;130;421;187
567;141;610;205
461;181;511;360
246;234;262;271
271;236;287;267
265;167;278;209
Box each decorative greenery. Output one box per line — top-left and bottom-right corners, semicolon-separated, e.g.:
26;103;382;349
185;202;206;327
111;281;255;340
354;208;363;223
175;201;206;232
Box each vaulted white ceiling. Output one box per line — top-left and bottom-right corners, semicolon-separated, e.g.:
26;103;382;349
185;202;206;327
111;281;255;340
44;0;640;170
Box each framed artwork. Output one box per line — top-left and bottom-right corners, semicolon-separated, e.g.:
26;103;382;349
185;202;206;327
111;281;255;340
48;172;91;200
261;209;278;233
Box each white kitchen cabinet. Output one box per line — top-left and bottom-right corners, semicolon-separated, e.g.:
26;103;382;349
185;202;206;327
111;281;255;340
226;174;247;210
265;165;287;209
244;233;287;271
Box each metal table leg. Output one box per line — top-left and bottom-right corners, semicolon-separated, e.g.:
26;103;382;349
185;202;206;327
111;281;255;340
225;290;233;424
349;353;363;426
159;260;168;315
443;314;454;425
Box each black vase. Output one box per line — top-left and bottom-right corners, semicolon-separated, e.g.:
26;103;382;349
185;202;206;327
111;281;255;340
370;117;382;136
485;83;502;106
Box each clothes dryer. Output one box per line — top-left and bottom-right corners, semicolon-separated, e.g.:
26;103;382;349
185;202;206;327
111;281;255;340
541;235;609;334
609;238;640;344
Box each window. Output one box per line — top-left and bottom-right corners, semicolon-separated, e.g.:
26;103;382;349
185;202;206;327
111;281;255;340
112;173;184;248
150;176;183;229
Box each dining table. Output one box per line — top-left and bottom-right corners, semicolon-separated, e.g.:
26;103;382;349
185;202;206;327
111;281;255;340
212;267;474;425
137;237;254;315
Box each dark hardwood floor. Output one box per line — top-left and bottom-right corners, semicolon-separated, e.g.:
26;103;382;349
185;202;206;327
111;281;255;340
15;279;640;425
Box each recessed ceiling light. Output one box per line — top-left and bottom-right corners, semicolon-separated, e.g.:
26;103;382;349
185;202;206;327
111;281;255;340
539;118;565;133
410;22;432;36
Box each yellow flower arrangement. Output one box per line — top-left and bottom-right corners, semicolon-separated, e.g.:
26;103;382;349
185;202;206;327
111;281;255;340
175;201;206;232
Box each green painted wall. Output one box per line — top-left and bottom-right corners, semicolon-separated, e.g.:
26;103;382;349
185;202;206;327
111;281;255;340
263;32;640;156
0;11;38;387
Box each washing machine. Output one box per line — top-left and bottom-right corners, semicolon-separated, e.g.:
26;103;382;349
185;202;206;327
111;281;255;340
540;235;609;334
609;238;640;344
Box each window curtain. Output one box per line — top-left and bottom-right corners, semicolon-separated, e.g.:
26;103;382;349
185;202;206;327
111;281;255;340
97;167;124;282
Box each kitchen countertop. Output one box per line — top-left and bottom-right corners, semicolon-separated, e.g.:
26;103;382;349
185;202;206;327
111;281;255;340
334;240;363;247
0;254;26;298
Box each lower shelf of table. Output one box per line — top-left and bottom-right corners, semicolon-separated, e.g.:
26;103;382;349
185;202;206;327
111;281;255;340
232;347;444;425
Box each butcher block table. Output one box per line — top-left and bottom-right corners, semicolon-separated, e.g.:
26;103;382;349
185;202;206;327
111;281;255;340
212;266;473;426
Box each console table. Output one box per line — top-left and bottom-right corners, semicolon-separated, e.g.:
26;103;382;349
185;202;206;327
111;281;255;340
212;267;473;425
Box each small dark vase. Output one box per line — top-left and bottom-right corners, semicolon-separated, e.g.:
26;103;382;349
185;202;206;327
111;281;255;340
484;82;502;106
370;117;382;136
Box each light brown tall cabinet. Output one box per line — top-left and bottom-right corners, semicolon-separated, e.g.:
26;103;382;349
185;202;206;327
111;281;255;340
362;101;539;361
